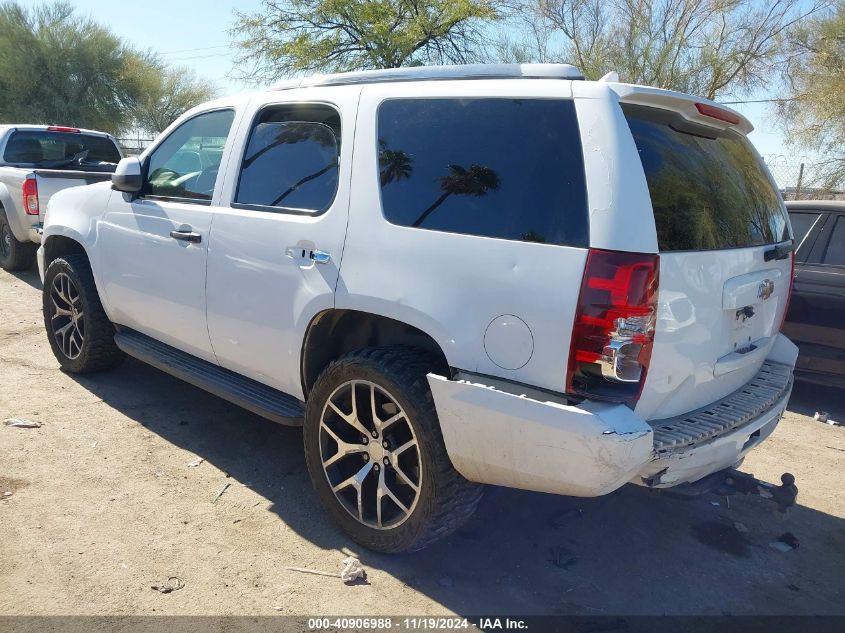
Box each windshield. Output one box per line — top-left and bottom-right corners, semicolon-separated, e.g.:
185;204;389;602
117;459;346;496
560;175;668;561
2;130;121;170
623;104;788;251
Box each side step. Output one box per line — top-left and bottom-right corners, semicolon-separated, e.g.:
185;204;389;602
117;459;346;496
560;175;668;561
114;329;304;426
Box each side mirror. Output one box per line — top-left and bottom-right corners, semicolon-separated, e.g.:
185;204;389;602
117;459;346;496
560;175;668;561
112;157;143;193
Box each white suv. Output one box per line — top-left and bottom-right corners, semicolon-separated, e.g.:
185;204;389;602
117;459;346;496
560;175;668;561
39;64;798;552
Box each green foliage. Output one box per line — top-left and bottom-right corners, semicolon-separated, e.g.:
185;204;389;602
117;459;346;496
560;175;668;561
132;65;218;135
781;1;845;188
498;0;825;100
0;1;216;135
231;0;502;82
0;1;144;133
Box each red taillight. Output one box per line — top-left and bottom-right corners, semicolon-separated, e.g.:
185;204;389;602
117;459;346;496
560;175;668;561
567;249;659;404
694;102;741;125
46;126;81;133
779;249;795;332
22;177;39;215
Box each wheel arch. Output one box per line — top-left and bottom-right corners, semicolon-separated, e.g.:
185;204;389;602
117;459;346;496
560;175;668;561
41;230;114;321
300;309;450;398
42;233;89;269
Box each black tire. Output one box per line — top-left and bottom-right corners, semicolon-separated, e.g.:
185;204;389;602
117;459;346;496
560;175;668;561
42;254;125;373
0;208;37;271
304;346;483;552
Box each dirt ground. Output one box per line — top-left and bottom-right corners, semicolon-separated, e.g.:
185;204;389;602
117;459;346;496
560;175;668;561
1;266;844;617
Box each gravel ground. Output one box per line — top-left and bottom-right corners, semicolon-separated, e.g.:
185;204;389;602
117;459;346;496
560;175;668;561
1;266;844;617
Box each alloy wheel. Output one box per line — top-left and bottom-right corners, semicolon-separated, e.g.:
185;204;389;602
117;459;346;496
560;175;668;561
319;380;422;529
49;272;85;359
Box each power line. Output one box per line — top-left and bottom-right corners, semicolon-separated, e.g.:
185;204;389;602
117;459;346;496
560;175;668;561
720;97;799;105
159;43;232;55
164;52;236;62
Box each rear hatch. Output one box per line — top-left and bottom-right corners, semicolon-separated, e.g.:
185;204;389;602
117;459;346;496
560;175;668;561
621;103;792;421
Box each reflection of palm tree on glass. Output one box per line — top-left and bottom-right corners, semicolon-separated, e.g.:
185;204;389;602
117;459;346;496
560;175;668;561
412;164;500;228
378;139;413;186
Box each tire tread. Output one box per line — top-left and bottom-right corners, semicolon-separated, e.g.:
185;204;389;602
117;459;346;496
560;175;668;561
305;345;483;553
43;254;125;373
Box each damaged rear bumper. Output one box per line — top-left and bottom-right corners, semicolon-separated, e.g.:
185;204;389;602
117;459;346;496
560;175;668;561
426;373;654;497
636;385;791;488
427;336;797;497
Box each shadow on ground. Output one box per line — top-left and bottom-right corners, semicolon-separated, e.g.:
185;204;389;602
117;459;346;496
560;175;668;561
787;380;845;422
5;267;42;291
69;359;845;616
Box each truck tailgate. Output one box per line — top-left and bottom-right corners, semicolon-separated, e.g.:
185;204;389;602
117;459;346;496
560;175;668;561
35;169;113;223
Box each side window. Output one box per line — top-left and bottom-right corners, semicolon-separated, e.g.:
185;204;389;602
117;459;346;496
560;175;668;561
821;216;845;266
145;109;235;203
788;211;822;262
234;104;341;213
788;212;820;245
376;98;588;247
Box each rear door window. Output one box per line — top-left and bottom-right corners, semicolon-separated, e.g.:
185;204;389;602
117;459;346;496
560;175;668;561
623;104;788;251
376;98;588;247
822;216;845;266
234;104;341;213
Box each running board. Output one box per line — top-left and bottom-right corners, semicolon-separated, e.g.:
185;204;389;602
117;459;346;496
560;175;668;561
114;329;304;426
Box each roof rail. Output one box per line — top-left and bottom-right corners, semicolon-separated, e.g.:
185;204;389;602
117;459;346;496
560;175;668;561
270;63;584;91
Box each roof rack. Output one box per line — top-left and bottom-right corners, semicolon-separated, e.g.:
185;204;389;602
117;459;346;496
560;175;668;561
270;63;583;91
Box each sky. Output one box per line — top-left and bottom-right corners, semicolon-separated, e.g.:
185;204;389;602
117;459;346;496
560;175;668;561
27;0;818;169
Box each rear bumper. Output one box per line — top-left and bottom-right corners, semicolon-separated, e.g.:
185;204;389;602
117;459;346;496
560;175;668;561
427;334;797;497
635;385;790;488
28;222;43;244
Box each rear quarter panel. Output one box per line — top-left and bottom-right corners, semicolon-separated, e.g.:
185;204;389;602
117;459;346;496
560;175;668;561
336;80;589;391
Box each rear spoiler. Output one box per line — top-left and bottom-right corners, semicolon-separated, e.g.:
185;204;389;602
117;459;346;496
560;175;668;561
610;84;753;135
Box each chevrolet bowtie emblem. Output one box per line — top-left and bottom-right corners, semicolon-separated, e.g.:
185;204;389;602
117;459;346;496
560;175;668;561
758;279;775;301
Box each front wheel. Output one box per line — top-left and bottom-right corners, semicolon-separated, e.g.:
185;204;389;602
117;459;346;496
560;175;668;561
42;254;125;373
304;346;483;552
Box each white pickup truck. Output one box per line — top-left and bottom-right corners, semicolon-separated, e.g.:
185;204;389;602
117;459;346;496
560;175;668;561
0;125;122;270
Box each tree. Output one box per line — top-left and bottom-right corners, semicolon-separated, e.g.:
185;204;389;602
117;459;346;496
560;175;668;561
496;0;826;100
0;1;216;136
0;1;146;133
231;0;503;83
780;1;845;188
132;66;218;136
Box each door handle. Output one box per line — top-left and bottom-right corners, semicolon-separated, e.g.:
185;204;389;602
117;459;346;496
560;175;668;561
310;249;331;264
170;229;202;243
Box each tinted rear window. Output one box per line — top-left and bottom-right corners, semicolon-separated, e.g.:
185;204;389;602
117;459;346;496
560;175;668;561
3;130;121;165
377;98;588;247
623;104;787;251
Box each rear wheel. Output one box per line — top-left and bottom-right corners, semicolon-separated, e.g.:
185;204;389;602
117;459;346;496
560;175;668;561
0;209;36;271
43;254;125;373
304;346;483;552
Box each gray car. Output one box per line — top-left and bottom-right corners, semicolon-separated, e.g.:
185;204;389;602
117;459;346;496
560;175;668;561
783;200;845;385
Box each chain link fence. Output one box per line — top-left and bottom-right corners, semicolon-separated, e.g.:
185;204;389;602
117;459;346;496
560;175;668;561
115;137;154;157
765;160;844;201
